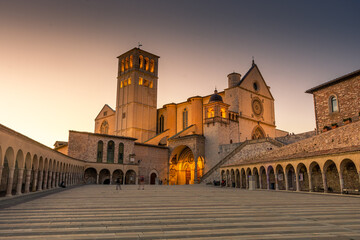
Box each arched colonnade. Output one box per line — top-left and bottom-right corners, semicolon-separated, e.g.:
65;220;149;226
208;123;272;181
221;154;360;194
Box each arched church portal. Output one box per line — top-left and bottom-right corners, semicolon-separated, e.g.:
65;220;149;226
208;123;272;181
169;146;197;185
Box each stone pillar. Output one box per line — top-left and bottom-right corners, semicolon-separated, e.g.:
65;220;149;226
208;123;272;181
47;172;52;189
194;155;198;184
284;171;289;191
24;169;32;193
53;172;57;188
275;173;279;190
6;167;15;197
32;170;38;192
52;172;56;188
37;171;43;191
308;170;313;192
266;173;270;190
245;174;248;189
43;171;48;190
109;173;113;185
295;171;300;192
339;171;344;193
322;172;327;193
16;168;24;195
96;173;99;184
239;173;243;188
259;176;262;189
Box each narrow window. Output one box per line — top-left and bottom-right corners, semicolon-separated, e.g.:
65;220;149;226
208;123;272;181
221;108;226;118
128;78;131;85
97;141;103;163
120;81;123;88
330;96;338;112
121;59;125;72
139;55;144;69
150;59;155;73
208;108;214;118
183;108;188;129
118;143;124;164
159;115;164;133
125;57;129;70
139;77;143;85
107;141;115;163
145;57;149;71
149;81;153;88
129;55;133;68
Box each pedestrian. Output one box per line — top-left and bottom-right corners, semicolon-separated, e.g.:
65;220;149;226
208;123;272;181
138;175;145;190
116;178;121;190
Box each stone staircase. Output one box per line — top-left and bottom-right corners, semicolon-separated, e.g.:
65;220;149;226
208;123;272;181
200;138;284;183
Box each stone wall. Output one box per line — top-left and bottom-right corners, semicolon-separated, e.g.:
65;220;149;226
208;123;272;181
312;74;360;133
134;143;168;184
275;130;315;145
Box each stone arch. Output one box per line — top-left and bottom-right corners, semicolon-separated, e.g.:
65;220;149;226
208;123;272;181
169;145;195;185
235;169;240;188
275;164;285;190
1;147;15;196
197;156;204;182
230;169;235;188
251;125;265;140
309;161;323;192
240;168;246;188
149;169;159;185
253;167;260;189
296;163;309;191
246;168;252;189
113;169;124;185
125;170;136;184
221;170;225;185
340;159;360;191
226;169;230;187
99;168;110;184
259;166;267;189
323;159;340;193
285;164;296;191
84;167;97;184
150;59;155;72
267;166;275;190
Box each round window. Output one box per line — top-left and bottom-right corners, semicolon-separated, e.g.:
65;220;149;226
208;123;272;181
252;98;263;116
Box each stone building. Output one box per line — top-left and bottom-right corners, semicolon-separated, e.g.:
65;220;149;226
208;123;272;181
92;47;288;185
220;69;360;194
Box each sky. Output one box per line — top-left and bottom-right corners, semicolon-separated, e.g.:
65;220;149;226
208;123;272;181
0;0;359;147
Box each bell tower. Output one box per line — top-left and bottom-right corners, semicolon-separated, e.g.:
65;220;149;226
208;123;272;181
114;48;159;142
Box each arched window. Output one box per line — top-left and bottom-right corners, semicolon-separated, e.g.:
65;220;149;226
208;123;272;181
139;55;144;69
97;141;103;163
330;95;338;112
118;143;124;164
207;108;214;118
129;55;133;68
150;59;155;73
125;57;129;70
144;57;149;71
107;141;115;163
183;108;188;129
252;126;265;140
220;108;226;118
100;120;109;134
121;59;124;72
159;115;164;133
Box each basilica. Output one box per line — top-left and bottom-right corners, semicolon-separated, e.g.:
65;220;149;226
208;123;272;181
0;47;359;197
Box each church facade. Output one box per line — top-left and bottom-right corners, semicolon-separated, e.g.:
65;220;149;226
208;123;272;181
91;47;286;185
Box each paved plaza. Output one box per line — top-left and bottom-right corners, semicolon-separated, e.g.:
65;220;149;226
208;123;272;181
1;185;360;239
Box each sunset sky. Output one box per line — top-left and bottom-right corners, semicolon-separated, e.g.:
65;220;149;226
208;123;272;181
0;0;359;147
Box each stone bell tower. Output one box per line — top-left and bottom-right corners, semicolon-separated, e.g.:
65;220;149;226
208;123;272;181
114;48;159;142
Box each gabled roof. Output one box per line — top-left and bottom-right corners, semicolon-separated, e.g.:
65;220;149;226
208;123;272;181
95;104;115;120
306;68;360;94
238;63;274;100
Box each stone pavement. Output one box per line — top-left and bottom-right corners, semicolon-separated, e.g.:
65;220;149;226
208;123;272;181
0;185;360;239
